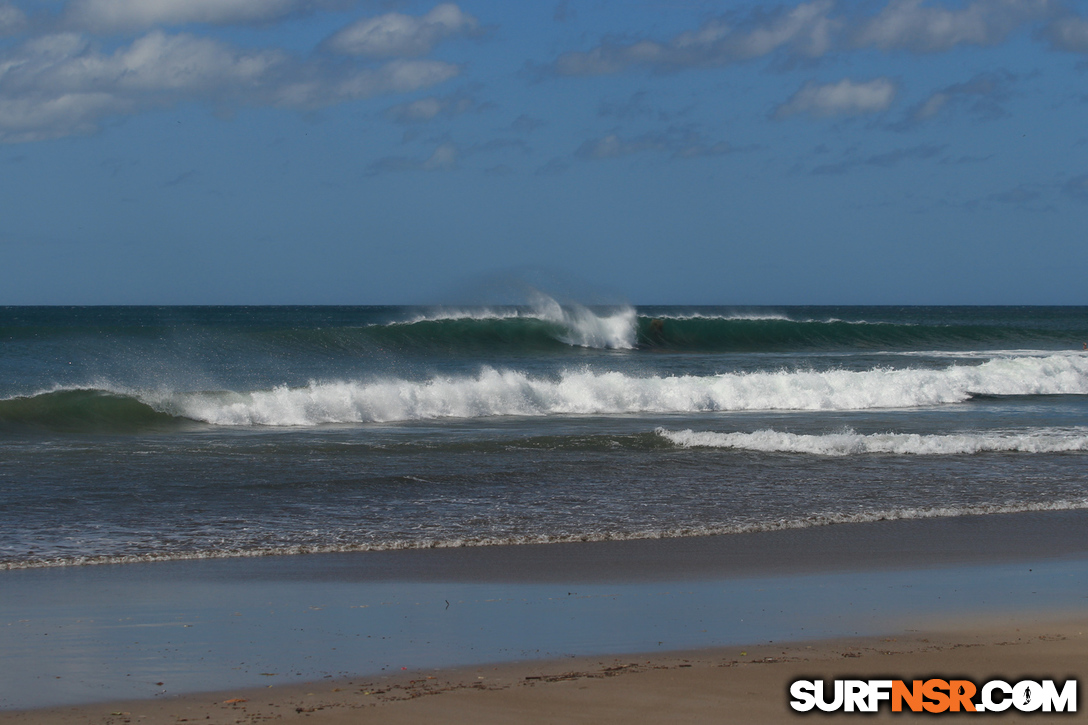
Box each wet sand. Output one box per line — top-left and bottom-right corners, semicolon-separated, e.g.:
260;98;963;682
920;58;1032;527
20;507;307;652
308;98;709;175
2;510;1088;717
4;617;1086;723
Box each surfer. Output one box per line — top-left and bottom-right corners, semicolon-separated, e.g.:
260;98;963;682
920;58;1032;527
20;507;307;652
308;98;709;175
650;318;664;335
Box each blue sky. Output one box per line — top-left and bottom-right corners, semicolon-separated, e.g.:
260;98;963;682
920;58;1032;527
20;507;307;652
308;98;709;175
1;0;1086;305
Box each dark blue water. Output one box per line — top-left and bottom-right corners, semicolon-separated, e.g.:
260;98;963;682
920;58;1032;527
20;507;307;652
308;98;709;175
2;303;1087;568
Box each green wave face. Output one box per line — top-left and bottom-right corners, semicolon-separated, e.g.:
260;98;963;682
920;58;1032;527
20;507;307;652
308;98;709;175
634;316;1068;352
0;389;187;433
360;317;575;352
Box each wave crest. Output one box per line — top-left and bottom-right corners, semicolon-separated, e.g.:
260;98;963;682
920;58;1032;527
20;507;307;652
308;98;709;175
0;389;184;432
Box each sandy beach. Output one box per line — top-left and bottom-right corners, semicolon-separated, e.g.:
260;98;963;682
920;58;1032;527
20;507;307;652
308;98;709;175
3;617;1085;723
3;510;1088;721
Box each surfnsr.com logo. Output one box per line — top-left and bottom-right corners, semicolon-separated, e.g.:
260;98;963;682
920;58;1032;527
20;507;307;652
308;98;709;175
789;678;1077;713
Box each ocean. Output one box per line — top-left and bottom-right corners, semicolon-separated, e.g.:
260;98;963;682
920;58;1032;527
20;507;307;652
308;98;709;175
2;303;1088;570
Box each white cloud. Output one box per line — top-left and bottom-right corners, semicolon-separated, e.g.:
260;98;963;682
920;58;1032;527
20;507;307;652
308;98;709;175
546;0;1059;76
0;2;26;36
0;92;124;143
0;31;459;142
711;1;837;59
425;141;458;169
0;32;282;99
551;0;838;76
389;96;445;121
1041;15;1088;53
775;77;897;118
267;59;459;109
325;4;479;58
853;0;1054;53
911;92;948;121
64;0;313;31
383;93;476;123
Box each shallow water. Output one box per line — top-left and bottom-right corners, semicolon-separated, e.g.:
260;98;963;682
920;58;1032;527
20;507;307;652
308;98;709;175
2;532;1085;710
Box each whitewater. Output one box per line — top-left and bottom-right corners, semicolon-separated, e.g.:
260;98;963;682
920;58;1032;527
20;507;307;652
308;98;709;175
2;304;1087;568
13;351;1082;427
656;426;1088;456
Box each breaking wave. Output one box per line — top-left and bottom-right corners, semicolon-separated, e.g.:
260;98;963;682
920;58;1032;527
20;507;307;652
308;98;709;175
390;297;638;350
657;426;1088;456
3;353;1087;430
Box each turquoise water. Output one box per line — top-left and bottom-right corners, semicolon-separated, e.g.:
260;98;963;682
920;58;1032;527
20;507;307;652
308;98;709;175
2;304;1088;567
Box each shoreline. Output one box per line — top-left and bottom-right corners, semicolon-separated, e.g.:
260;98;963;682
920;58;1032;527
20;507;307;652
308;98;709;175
8;506;1088;578
3;510;1088;713
4;615;1086;723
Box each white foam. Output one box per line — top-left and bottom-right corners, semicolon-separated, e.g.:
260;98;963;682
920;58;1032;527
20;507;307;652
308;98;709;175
395;307;527;323
647;312;893;325
6;498;1087;570
143;353;1088;426
657;426;1088;456
649;312;795;321
894;349;1073;359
